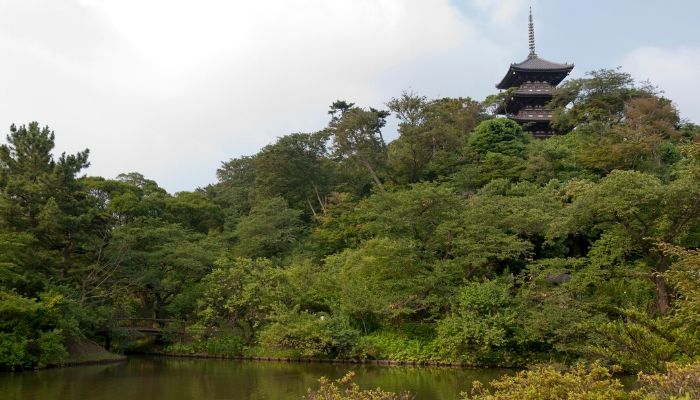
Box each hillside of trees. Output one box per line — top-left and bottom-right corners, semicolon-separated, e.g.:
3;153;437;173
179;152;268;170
1;69;699;373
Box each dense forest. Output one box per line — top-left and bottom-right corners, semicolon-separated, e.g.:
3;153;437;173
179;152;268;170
1;68;700;375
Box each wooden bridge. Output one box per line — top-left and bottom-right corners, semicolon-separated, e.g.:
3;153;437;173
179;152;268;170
101;318;186;350
109;318;186;336
100;318;236;350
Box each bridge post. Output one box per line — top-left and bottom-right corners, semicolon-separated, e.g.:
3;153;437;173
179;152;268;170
105;334;112;351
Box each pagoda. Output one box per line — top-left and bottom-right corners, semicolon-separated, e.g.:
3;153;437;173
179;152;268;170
495;8;573;138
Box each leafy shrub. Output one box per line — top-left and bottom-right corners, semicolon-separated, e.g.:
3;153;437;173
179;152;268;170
259;308;358;358
576;243;700;373
0;332;29;370
203;336;244;356
581;309;679;373
462;363;627;400
0;290;73;370
37;329;68;367
468;119;529;158
353;330;437;362
461;361;700;400
435;280;524;366
306;372;413;400
453;152;528;190
164;342;195;355
631;361;700;400
165;335;244;357
661;245;700;355
327;238;431;327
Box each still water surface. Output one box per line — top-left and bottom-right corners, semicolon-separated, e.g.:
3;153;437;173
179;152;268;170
0;356;510;400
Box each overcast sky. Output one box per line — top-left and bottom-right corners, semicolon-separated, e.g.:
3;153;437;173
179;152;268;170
1;0;698;192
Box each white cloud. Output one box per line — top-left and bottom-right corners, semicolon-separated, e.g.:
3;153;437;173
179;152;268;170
621;46;700;123
0;0;512;192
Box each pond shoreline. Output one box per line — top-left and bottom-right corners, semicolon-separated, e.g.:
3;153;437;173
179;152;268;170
132;350;492;369
53;356;127;369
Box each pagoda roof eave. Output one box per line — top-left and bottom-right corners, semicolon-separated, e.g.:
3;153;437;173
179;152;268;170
495;68;573;89
510;65;573;72
496;56;574;89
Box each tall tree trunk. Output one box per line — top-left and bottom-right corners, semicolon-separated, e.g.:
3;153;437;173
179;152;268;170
654;255;671;314
312;183;326;214
307;199;317;217
359;159;385;192
654;274;670;314
246;319;255;345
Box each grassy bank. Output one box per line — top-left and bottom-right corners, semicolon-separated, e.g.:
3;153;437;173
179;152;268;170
61;339;125;367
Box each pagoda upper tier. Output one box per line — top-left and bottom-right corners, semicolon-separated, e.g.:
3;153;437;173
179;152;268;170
495;8;573;138
496;55;574;90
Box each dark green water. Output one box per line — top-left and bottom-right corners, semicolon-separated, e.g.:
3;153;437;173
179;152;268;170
0;356;510;400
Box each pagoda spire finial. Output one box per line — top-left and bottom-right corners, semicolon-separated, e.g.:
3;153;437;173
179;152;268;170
528;6;536;57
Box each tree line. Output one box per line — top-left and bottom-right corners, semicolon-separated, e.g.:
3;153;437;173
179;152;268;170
1;69;699;372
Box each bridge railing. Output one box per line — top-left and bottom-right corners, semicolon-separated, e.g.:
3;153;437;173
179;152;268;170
111;318;178;329
107;318;237;340
108;318;187;338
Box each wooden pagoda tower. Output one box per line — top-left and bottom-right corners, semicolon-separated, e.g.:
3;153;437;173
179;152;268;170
496;8;573;138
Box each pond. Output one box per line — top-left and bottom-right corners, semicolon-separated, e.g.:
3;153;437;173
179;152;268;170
0;356;511;400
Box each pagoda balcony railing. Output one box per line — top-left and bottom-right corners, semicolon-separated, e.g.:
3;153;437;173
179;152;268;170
509;109;553;121
515;82;554;95
515;87;553;95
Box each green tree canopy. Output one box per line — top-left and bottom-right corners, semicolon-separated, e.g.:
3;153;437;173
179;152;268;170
232;196;302;258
